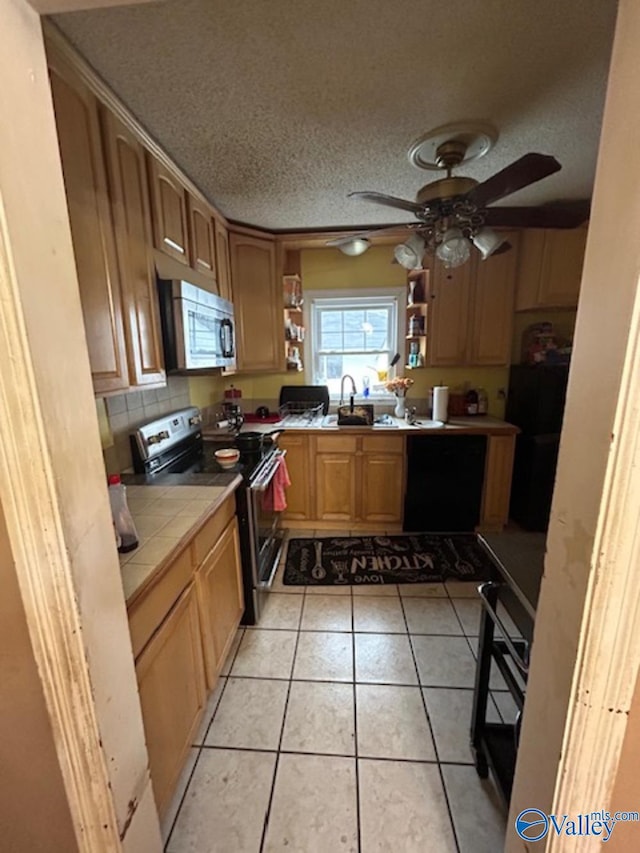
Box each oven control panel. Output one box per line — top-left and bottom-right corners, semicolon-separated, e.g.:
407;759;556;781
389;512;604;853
132;406;203;461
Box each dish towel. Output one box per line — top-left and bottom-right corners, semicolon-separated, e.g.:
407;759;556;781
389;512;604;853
262;455;291;512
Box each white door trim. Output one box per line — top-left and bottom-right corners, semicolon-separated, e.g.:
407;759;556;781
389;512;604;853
547;275;640;849
0;208;121;848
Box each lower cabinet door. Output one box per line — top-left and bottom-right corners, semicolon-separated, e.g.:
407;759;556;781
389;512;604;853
279;435;311;520
135;583;206;816
315;453;357;522
360;453;405;523
480;435;516;531
196;518;244;688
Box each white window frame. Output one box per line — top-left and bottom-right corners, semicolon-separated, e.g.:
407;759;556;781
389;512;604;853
303;287;406;400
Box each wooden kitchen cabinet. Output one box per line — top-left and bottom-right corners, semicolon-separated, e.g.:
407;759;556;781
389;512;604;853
279;434;311;520
312;434;405;526
428;260;471;367
48;51;129;396
196;517;244;689
101;109;166;388
229;232;282;372
147;154;190;265
214;218;233;303
135;582;206;816
515;228;587;310
360;435;405;524
480;435;516;531
468;232;519;365
188;195;218;281
316;452;358;522
428;233;518;367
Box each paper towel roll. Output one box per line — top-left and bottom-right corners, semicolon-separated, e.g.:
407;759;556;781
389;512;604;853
433;386;449;423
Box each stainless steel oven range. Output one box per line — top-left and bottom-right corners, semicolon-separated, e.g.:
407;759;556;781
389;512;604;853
129;406;286;624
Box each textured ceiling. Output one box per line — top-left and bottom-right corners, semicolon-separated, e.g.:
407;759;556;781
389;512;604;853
54;0;618;230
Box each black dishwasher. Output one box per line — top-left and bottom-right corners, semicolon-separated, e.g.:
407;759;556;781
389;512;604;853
403;435;487;531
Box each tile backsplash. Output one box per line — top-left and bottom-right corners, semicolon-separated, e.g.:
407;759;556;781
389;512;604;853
102;376;191;474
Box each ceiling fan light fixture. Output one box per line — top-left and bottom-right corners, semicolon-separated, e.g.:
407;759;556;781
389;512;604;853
393;234;426;270
471;227;506;260
436;227;471;268
338;237;370;256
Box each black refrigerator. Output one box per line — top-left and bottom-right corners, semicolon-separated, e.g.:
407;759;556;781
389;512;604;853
505;364;569;531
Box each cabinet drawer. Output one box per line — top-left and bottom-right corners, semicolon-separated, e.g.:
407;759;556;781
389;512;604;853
128;545;192;658
315;435;358;454
361;435;404;455
192;495;236;565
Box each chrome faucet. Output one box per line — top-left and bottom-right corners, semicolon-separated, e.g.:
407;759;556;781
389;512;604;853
339;374;357;409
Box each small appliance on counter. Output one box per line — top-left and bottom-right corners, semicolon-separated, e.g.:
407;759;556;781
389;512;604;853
128;406;286;624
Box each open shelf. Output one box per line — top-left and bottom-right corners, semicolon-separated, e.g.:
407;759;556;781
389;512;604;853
406;272;430;368
283;273;304;371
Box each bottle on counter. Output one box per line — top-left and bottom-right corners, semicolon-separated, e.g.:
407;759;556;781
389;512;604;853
477;388;488;415
108;474;139;553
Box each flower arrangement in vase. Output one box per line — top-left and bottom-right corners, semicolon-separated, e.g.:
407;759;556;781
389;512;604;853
385;376;414;419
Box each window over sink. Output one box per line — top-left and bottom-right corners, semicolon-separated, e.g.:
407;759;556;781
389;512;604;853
304;288;405;398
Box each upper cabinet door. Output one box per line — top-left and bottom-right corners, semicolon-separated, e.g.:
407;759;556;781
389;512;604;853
515;228;587;310
539;228;587;308
146;155;189;265
214;218;233;303
468;231;519;366
101;109;166;387
428;260;472;366
48;53;129;396
229;232;281;371
187;195;217;281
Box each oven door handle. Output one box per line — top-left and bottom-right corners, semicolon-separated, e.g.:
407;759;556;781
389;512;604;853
478;581;530;675
249;449;287;491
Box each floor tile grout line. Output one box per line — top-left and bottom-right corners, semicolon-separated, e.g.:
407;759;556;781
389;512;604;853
192;674;230;748
166;626;244;849
163;741;204;851
350;581;362;853
214;671;512;691
246;623;482;639
258;583;306;852
195;742;477;767
399;594;462;853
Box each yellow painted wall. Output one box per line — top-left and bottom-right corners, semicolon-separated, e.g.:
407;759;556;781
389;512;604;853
96;398;113;448
190;244;513;416
302;246;509;414
302;245;405;290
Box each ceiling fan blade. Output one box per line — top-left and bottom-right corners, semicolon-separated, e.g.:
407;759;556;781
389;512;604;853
348;191;425;214
325;223;419;247
465;153;561;208
483;199;590;229
491;240;512;256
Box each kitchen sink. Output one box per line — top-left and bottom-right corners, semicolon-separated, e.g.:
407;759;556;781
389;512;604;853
321;412;400;429
336;403;374;426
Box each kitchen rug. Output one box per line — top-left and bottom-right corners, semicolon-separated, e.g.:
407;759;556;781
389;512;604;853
283;534;499;588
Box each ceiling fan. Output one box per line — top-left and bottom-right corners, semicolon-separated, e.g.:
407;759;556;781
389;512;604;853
327;123;590;269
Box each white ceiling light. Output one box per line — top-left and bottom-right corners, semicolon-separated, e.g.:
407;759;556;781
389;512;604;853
435;227;471;269
394;233;426;270
337;237;370;256
471;226;507;260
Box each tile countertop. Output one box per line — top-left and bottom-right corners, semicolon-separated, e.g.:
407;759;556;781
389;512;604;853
203;416;518;437
118;480;241;603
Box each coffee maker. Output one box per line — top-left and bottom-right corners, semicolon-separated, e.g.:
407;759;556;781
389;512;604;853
221;400;244;431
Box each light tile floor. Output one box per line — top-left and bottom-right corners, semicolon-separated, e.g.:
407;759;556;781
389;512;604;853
163;541;510;853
